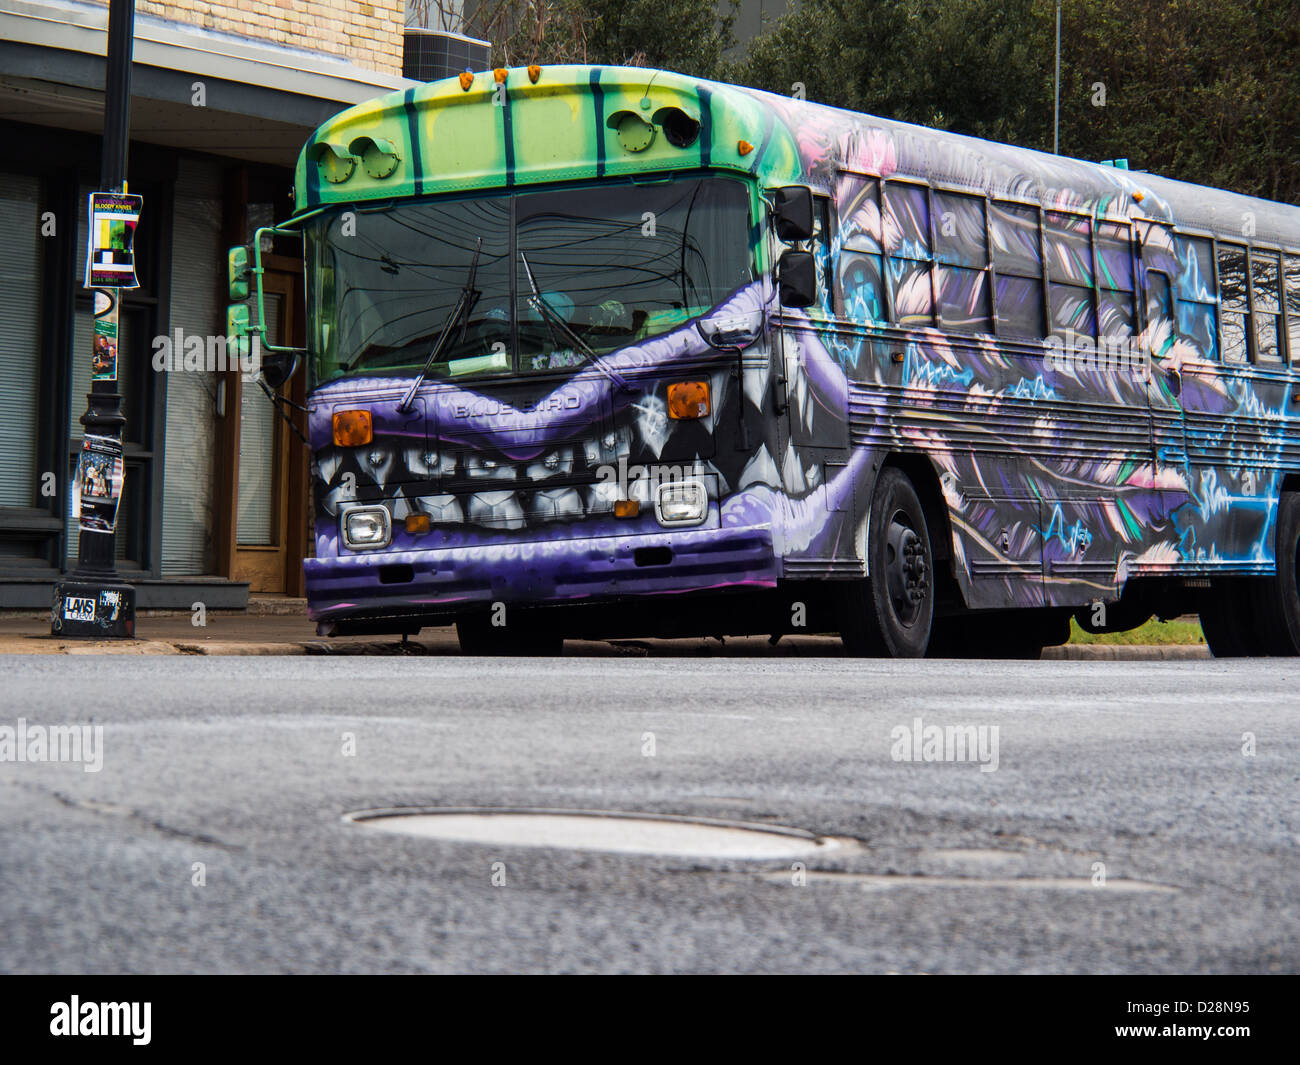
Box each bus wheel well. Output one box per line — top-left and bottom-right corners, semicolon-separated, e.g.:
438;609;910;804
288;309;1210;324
880;453;965;610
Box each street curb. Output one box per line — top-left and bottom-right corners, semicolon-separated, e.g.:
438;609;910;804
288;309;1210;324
0;636;1214;659
1043;644;1210;660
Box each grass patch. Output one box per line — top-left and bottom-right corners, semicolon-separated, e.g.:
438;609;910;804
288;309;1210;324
1067;616;1205;645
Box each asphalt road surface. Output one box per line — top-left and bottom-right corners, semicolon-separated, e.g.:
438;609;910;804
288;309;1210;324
1;655;1297;974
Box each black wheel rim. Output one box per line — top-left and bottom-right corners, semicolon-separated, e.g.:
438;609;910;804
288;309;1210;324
884;509;929;627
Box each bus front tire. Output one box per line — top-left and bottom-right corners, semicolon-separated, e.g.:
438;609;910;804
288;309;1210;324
455;615;564;657
840;467;934;658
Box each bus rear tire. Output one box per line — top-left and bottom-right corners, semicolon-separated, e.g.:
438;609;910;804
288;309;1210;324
840;467;934;658
1199;580;1265;657
1241;491;1300;656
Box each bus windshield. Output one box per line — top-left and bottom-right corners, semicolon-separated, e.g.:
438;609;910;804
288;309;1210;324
307;174;754;384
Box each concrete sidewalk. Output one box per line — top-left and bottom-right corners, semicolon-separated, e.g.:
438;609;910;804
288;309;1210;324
0;597;1211;658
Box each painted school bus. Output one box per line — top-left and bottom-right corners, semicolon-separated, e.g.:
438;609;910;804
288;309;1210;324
232;65;1300;656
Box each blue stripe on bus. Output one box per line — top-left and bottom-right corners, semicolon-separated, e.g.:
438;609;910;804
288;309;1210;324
590;68;606;177
502;80;515;187
698;86;712;167
404;87;423;196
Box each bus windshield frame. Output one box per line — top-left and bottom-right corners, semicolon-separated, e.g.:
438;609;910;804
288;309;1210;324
305;172;757;386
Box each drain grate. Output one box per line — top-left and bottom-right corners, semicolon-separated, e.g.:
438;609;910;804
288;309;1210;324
345;807;850;859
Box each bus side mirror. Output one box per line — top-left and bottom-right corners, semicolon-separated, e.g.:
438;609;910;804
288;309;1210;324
260;351;300;390
228;245;251;301
778;249;817;308
772;186;814;242
226;303;251;361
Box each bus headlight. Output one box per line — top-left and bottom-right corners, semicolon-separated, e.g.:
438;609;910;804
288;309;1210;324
341;505;391;550
655;480;708;527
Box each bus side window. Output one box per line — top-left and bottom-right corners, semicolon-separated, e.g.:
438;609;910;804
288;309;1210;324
810;194;834;312
1217;242;1249;362
1174;234;1218;360
1251;249;1283;364
989;200;1045;339
1145;270;1174;357
1285;254;1300;367
883;181;934;328
836;174;885;324
933;190;991;334
1045;211;1096;342
1096;222;1136;340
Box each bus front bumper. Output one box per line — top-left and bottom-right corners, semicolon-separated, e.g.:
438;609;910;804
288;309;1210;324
304;522;779;625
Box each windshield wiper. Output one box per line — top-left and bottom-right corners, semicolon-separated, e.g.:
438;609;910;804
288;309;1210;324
396;238;482;413
520;252;629;391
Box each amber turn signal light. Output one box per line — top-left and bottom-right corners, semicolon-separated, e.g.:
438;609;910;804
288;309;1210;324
667;380;710;420
613;500;640;518
332;409;373;447
405;513;431;534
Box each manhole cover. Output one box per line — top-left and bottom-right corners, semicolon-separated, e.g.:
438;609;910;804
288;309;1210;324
345;807;849;859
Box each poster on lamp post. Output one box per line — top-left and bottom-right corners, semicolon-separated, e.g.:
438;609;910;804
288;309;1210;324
71;433;125;534
92;290;118;382
83;191;142;289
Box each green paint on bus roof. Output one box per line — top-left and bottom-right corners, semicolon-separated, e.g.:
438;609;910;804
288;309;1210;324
293;65;800;214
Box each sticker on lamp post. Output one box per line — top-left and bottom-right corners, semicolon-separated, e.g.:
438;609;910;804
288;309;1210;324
84;191;142;289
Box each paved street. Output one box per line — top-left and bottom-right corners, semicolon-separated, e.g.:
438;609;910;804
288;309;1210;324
1;655;1297;973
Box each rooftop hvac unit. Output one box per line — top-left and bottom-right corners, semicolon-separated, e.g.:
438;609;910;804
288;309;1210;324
402;28;491;82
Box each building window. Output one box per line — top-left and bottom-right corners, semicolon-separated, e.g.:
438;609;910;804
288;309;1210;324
1174;234;1218;360
884;182;933;328
1045;211;1096;341
933;190;991;334
989;200;1044;339
1217;243;1249;363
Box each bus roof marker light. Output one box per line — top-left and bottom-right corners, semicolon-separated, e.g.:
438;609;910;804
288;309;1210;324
527;65;541;83
494;68;507;84
458;71;474;90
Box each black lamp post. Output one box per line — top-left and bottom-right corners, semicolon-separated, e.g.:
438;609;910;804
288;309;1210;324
51;0;137;639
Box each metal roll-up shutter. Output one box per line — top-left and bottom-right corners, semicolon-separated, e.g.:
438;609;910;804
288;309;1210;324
161;158;223;576
0;174;41;509
236;293;280;545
